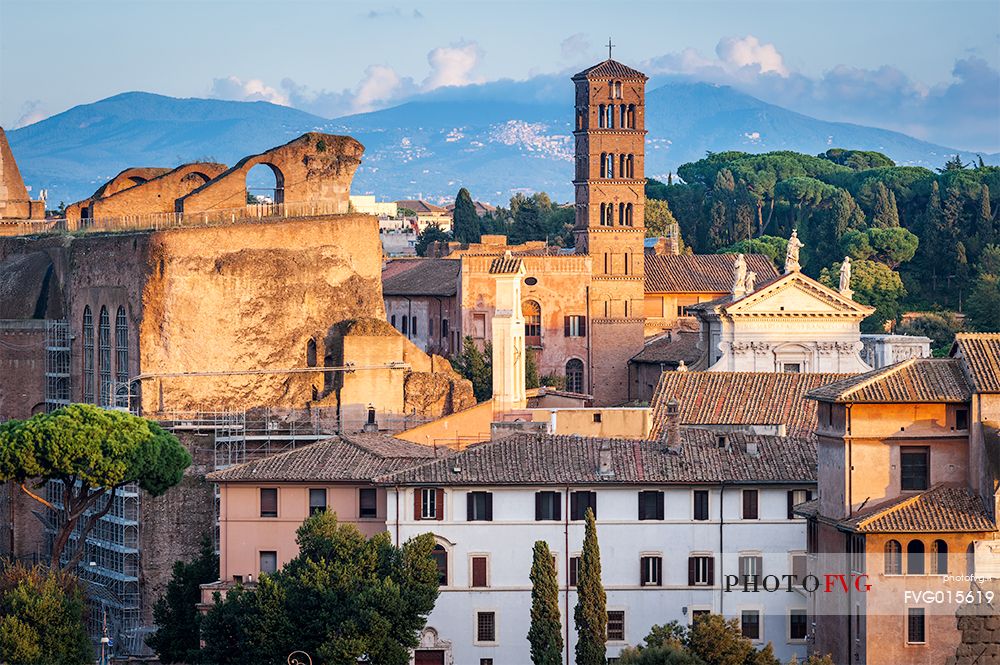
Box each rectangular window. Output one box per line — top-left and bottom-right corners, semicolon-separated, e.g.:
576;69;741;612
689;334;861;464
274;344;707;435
783;363;801;373
742;489;759;520
791;553;807;586
428;318;434;338
739;554;763;581
260;488;278;518
259;551;277;575
638;491;665;520
564;315;587;337
472;313;487;339
441;319;449;339
480;660;493;665
467;491;493;521
640;556;663;586
693;490;709;521
789;609;808;641
569;556;580;587
692;609;710;623
417;488;443;520
411;317;418;336
688;555;714;586
471;556;488;588
476;611;496;643
309;488;327;516
570;491;597;520
787;489;811;519
907;608;925;644
535;491;561;521
956;408;969;430
900;447;930;491
607;611;625;641
359;488;378;518
741;610;761;640
402;317;408;335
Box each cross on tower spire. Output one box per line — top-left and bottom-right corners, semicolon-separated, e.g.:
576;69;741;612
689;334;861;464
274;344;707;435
606;37;615;60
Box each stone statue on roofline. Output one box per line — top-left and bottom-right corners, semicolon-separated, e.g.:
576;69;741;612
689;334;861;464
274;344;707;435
732;253;748;298
784;229;803;274
745;270;757;294
839;256;853;298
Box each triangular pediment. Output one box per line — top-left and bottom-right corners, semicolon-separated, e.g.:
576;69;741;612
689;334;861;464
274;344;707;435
723;272;875;318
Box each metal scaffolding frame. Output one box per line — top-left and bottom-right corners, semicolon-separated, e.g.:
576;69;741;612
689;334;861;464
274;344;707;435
44;320;70;411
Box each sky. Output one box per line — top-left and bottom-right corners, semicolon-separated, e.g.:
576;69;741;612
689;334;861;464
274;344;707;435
1;0;999;151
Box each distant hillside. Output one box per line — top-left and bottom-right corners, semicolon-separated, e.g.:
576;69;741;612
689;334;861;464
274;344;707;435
8;83;997;205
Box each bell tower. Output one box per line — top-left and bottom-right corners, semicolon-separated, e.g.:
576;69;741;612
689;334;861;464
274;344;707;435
572;57;648;404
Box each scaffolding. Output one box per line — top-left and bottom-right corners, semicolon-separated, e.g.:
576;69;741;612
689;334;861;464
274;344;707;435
44;320;70;411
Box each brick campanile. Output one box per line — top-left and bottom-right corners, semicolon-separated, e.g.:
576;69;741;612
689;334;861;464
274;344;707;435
572;59;648;405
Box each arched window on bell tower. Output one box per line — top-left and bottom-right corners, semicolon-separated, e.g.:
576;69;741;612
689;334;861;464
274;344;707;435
626;203;634;226
619;155;626;179
600;153;607;178
605;154;614;179
627;104;636;128
598;104;606;128
605;104;614;128
576;109;584;130
618;203;625;226
604;204;614;226
619;105;627;128
627;154;635;178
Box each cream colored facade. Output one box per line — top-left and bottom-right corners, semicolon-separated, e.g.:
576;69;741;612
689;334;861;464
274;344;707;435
696;271;874;373
349;194;398;217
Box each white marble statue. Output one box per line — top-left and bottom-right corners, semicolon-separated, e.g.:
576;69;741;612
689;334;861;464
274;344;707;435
745;270;757;293
784;230;804;273
839;257;852;292
733;253;747;296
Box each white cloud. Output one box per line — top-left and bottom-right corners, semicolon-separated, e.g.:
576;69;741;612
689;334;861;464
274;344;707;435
14;100;48;128
354;65;407;111
560;33;592;62
423;42;483;90
716;35;789;77
209;76;289;106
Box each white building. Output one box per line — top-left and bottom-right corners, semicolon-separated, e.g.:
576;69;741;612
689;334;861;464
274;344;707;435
379;429;816;664
350;194;399;218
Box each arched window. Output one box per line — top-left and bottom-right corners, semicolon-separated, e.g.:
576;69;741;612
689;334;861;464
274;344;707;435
307;338;317;367
619;154;626;179
604;204;614;226
82;307;95;404
967;543;975;576
612;80;622;99
618;202;625;226
431;544;448;586
523;300;542;345
627;154;635;178
391;314;396;328
245;162;285;205
98;307;111;406
884;540;902;575
576;110;584;130
600;153;607;178
115;307;128;386
402;317;408;335
566;359;585;393
907;540;925;575
411;316;418;337
605;104;614;128
605;154;614;179
598;104;606;129
626;203;634;226
627;104;636;128
620;105;627;128
931;539;948;574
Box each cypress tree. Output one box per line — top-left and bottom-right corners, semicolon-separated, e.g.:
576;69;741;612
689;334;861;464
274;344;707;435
871;181;900;228
528;541;564;665
979;184;994;246
574;507;606;665
453;187;481;244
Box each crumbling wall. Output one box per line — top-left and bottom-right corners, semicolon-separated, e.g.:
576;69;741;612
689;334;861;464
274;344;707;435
65;167;172;225
88;163;227;220
179;133;363;215
947;580;1000;665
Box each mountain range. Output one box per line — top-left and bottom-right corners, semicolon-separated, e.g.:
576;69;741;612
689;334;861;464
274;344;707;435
8;78;998;206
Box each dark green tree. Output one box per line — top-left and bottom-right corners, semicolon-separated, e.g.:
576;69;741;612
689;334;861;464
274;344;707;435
820;259;906;332
686;614;754;665
453;336;492;401
718;236;787;269
147;535;219;663
415;224;451;257
977;184;994;247
645;199;679;239
939;154;968;172
200;512;440;665
0;563;92;665
967;273;1000;331
0;404;191;568
574;507;606;665
453;188;481;244
525;347;540;390
870;181;900;227
528;541;563;665
840;228;918;268
619;645;705;665
895;312;963;356
788;654;835;665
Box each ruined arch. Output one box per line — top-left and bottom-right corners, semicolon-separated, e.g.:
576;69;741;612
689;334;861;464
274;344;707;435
245;162;285;205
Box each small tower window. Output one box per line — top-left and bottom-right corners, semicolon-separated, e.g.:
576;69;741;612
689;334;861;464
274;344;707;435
620;105;627;128
604;204;614;226
626;203;634;226
611;80;622;99
627;104;636;128
600;153;607;178
605;154;614;179
605;104;614;128
598;104;606;128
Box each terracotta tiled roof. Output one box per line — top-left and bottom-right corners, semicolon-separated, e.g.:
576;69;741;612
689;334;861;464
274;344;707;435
382;259;459;297
396;200;447;214
572;59;647;81
793;497;820;518
489;254;523;274
952;333;1000;393
644;254;779;294
630;331;703;366
205;433;439;483
378;430;815;486
839;485;995;533
649;371;853;439
806;358;972;403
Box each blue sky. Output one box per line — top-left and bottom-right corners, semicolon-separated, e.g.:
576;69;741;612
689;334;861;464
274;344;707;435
2;0;999;150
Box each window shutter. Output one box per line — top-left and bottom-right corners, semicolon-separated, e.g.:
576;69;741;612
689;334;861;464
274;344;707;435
435;488;444;521
657;492;665;520
472;557;487;587
564;317;571;336
579;317;586;337
588;492;597;519
656;557;663;585
755;556;764;577
467;493;475;521
807;490;813;501
485;493;493;521
413;489;422;520
787;491;794;520
637;493;646;520
553;495;561;521
707;557;715;586
688;557;696;586
535;493;542;521
570;492;579;520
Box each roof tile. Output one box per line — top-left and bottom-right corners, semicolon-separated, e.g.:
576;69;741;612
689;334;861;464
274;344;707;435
644;254;779;294
806;358;972;403
952;333;1000;393
572;59;648;80
840;485;995;533
382;259;460;297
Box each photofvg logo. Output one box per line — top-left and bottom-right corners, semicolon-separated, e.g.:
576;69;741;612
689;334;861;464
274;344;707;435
723;573;871;593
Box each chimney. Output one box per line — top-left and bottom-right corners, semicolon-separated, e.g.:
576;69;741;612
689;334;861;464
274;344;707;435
363;403;378;432
597;440;615;478
667;222;681;256
745;439;760;457
661;399;682;452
